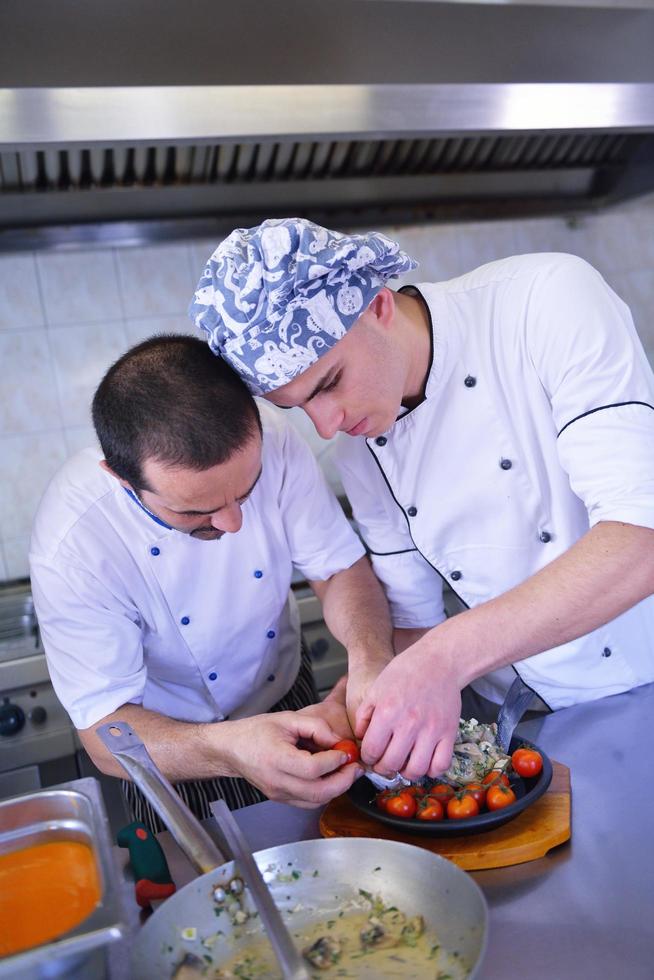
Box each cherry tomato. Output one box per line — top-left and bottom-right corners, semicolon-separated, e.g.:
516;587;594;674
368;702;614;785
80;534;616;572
464;782;487;809
385;791;418;820
511;748;543;778
481;770;510;788
429;782;455;805
447;794;480;820
486;784;517;811
333;739;360;764
417;798;445;821
403;785;427;799
375;790;394;811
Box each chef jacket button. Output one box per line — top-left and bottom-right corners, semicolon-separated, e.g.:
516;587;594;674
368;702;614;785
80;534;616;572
267;630;276;639
181;616;190;625
375;436;387;447
539;531;552;543
602;647;612;658
254;569;263;578
407;506;418;517
208;671;218;681
150;547;160;556
267;674;276;682
500;458;512;470
464;375;477;388
451;570;462;581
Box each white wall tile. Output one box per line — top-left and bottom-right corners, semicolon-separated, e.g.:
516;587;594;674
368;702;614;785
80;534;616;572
49;321;129;427
570;212;647;279
3;536;30;580
116;244;196;317
124;314;197;348
37;250;122;325
189;239;219;283
456;220;520;275
0;432;68;539
377;223;465;283
0;254;45;330
64;426;99;456
512;215;581;256
0;330;63;435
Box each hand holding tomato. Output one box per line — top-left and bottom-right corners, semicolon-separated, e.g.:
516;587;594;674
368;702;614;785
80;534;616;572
332;738;360;765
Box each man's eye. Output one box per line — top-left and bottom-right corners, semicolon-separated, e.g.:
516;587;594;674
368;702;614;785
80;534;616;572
322;373;340;394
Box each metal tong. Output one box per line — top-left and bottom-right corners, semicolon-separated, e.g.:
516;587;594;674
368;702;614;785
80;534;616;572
496;675;535;752
96;721;310;980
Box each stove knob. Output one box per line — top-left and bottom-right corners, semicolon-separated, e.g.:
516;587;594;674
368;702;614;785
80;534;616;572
29;706;47;725
0;703;26;737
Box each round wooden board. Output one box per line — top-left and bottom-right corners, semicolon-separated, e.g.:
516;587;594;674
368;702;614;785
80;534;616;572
319;760;571;871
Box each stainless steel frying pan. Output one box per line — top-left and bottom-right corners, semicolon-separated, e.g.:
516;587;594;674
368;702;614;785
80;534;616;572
98;723;489;979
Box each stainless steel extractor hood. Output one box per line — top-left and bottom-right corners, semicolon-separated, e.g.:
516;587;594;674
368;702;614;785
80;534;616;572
1;0;654;249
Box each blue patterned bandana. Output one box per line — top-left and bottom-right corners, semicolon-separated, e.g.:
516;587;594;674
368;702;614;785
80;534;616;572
188;217;417;395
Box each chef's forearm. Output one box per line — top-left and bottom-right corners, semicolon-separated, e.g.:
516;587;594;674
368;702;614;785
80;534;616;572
310;556;394;669
78;703;239;782
433;520;654;686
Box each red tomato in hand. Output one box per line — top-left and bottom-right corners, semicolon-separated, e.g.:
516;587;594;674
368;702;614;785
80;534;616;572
385;790;418;820
486;784;517;811
464;782;487;809
447;794;480;820
511;748;543;778
482;770;510;788
429;782;455;805
333;739;360;764
417;798;445;821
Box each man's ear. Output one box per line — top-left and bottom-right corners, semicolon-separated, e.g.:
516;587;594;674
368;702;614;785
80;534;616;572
366;287;395;330
99;459;131;489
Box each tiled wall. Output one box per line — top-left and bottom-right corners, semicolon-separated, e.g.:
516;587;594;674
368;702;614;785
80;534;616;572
1;196;653;582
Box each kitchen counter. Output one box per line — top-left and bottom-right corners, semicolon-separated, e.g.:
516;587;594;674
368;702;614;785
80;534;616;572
117;681;654;979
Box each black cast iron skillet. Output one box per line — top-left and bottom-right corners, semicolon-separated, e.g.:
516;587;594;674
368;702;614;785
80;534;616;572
348;735;553;837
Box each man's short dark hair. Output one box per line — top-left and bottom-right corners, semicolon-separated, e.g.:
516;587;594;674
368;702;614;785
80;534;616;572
92;334;261;490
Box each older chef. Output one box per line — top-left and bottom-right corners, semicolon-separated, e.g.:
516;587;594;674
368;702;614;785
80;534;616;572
30;334;393;831
189;217;654;782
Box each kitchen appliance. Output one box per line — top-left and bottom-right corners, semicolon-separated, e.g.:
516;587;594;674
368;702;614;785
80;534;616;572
97;719;489;979
0;777;125;980
0;582;80;798
1;0;653;247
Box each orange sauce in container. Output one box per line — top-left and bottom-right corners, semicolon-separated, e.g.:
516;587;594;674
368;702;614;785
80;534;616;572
0;839;101;957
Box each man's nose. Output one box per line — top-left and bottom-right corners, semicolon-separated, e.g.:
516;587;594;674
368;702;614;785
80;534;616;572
211;502;243;534
304;400;342;440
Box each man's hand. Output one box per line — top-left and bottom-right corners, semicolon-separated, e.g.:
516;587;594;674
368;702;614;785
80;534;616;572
345;656;391;731
297;678;355;743
218;710;361;809
354;632;463;782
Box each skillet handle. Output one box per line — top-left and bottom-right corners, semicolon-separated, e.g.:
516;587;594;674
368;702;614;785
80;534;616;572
96;720;225;875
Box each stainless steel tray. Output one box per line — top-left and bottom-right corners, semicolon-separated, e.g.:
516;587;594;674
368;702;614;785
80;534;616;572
0;777;125;980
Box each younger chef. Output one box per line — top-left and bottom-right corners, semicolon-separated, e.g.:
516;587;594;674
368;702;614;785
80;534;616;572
190;217;654;783
30;334;393;831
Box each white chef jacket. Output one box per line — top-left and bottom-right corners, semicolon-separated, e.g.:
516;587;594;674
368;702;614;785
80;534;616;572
335;253;654;710
30;402;364;730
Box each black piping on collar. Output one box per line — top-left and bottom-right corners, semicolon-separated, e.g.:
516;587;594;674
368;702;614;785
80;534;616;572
394;284;435;422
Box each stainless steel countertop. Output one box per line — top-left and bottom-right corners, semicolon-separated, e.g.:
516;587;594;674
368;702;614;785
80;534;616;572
119;682;654;979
